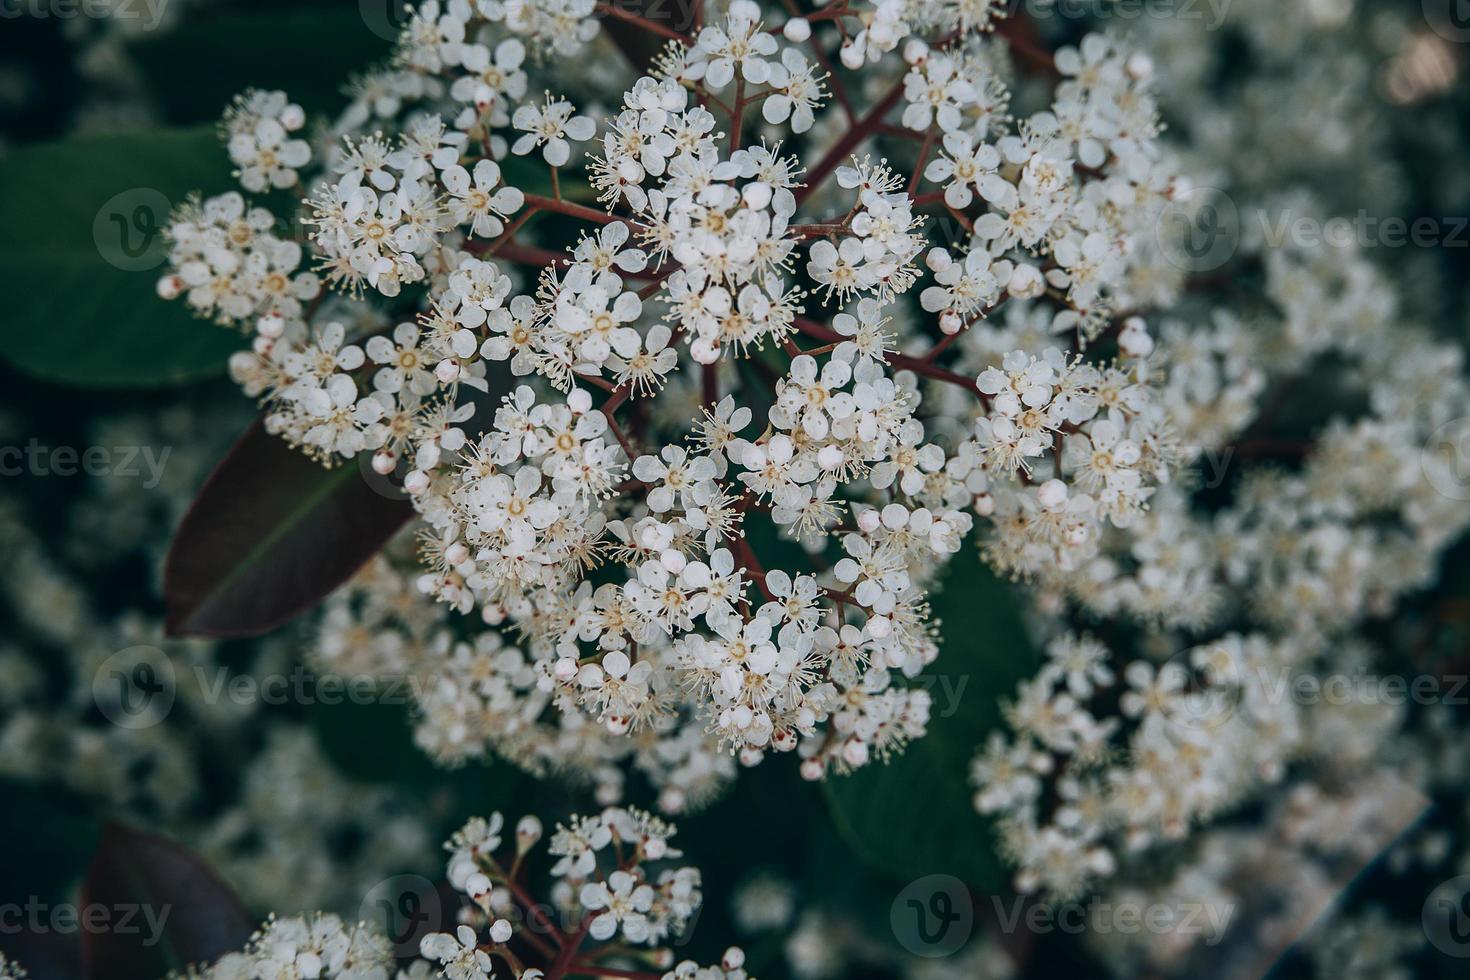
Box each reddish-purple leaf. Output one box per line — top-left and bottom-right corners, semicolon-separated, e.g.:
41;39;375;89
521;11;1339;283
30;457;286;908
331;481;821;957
164;420;412;638
79;822;255;980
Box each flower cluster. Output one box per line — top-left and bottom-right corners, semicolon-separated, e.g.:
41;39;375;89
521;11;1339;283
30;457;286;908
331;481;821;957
148;0;1189;795
185;807;746;980
147;0;1470;930
187;914;395;980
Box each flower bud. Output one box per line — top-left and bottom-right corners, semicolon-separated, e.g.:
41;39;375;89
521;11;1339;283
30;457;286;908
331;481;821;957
517;815;543;852
782;16;811;41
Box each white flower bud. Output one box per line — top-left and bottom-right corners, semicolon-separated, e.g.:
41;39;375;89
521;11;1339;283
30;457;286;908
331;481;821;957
489;919;513;944
1119;317;1154;357
839;42;864;69
1038;479;1068;509
553;656;578;681
782;16;811;41
800;758;824;781
156;275;182;300
842;738;869;766
939;310;962;335
1008;263;1046;299
445;541;469;565
404;470;431;495
722;948;746;971
516;815;543;852
371;451;397;475
435;359;461;383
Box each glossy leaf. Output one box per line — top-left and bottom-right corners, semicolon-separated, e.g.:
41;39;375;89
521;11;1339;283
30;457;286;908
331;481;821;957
131;7;394;124
823;550;1040;891
79;822;254;980
164;421;413;638
0;127;242;388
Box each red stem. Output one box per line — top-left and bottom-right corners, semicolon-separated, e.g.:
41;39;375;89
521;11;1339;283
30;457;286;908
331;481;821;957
795;76;907;205
595;3;692;43
793;316;980;393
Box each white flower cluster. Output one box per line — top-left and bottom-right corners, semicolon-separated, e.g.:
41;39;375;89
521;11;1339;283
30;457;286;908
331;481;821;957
149;0;1470;914
420;806;744;980
157;192;320;329
223;89;311;192
183;806;746;980
187;914;395;980
151;0;1190;791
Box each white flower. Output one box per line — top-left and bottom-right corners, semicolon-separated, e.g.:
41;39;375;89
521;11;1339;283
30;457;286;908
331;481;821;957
512;94;597;167
443;159;524;238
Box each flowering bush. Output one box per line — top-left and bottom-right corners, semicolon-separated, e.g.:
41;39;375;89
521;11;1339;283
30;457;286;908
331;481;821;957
184;807;746;980
141;0;1470;904
4;0;1470;978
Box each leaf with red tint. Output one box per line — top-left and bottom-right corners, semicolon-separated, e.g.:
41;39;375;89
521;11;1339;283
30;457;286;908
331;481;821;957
164;421;412;638
80;823;255;980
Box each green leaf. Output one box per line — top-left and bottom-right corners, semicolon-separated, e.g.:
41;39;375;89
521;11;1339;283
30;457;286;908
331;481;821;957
823;549;1040;891
130;7;394;125
0;126;244;388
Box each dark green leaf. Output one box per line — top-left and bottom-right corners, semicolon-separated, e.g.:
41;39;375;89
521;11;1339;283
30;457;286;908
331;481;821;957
131;7;394;125
164;420;413;638
824;550;1040;891
0;127;243;388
